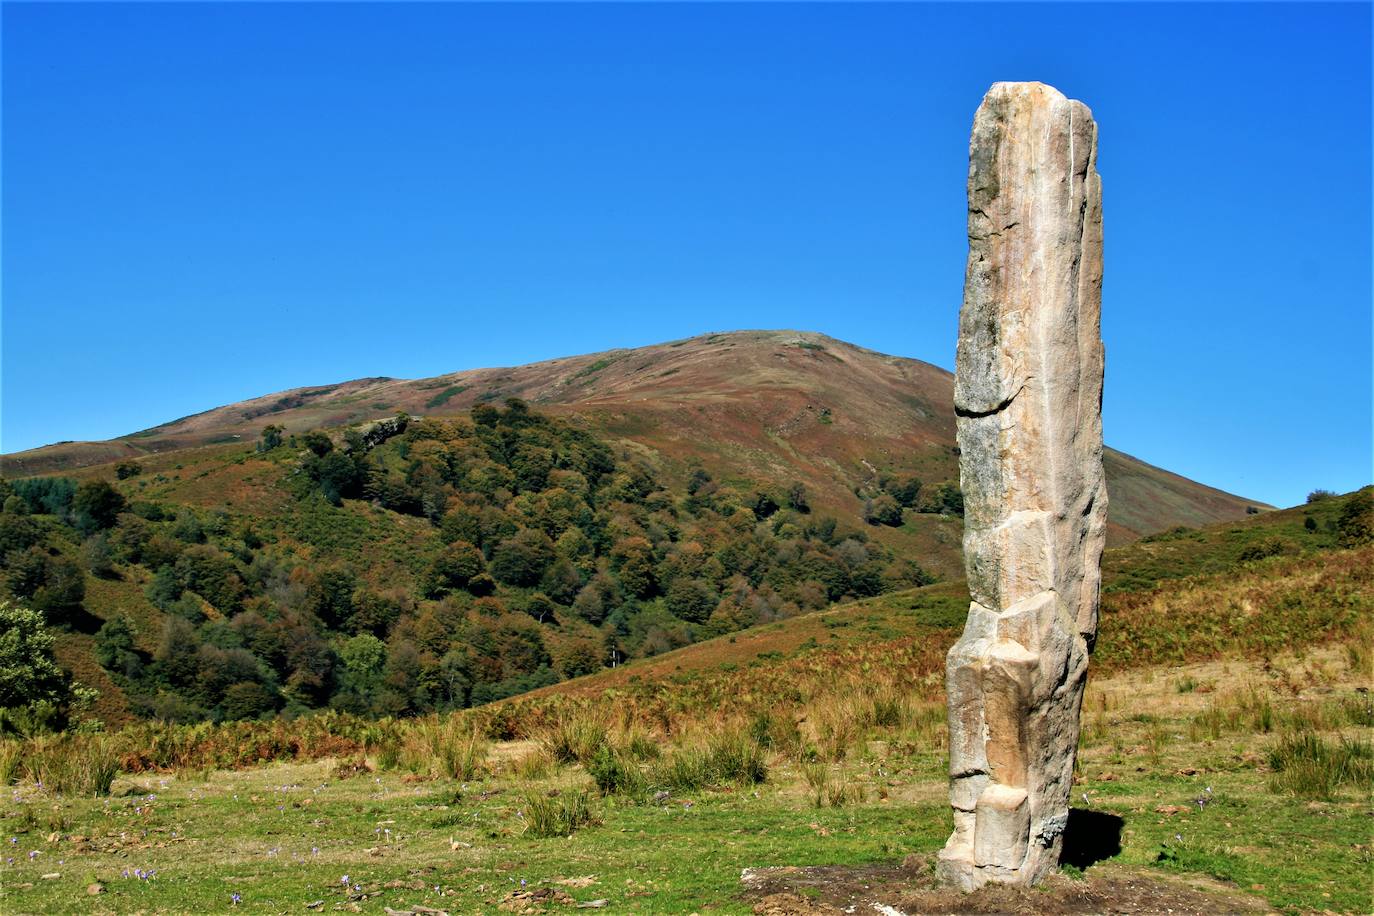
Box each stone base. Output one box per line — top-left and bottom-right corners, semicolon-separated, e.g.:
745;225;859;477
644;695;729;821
935;841;1020;891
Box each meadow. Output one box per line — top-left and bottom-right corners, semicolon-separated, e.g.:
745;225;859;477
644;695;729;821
1;512;1370;913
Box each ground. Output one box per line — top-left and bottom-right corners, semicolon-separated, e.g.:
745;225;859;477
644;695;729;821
1;643;1367;915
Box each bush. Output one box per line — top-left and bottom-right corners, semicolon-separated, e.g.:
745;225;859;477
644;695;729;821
1238;536;1289;563
1337;490;1373;547
73;480;126;533
0;601;76;720
587;744;647;797
864;495;903;527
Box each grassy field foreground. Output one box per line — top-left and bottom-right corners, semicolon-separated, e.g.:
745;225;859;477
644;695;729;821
2;496;1371;914
0;635;1369;914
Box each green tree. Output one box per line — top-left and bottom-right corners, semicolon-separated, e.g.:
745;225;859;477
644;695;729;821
489;529;556;587
221;681;280;720
0;601;73;714
72;480;126;533
95;616;144;679
540;557;583;605
32;554;86;622
115;460;142;480
258;424;285;452
665;577;717;623
865;494;904;527
337;633;386;698
426;541;486;595
786;482;810;513
1337;490;1373;546
889;476;923;508
82;533;116;578
307;567;356;628
612;537;657;599
302;431;334;457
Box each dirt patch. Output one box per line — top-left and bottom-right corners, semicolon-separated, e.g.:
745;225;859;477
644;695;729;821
740;856;1271;915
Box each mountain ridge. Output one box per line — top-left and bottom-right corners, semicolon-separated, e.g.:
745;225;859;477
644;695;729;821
1;330;1265;551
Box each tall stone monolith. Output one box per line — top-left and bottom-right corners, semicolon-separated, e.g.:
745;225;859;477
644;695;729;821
936;81;1106;890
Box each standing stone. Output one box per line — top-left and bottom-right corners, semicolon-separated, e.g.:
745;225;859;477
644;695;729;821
937;81;1106;890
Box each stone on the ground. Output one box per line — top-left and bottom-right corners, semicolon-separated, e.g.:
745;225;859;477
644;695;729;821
937;80;1107;890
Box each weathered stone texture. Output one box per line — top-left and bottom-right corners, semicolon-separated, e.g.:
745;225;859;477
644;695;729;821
937;81;1106;890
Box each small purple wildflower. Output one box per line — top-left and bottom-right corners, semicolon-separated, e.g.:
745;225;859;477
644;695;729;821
231;892;242;905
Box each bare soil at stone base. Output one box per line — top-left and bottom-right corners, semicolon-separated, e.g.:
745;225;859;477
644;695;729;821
742;857;1273;915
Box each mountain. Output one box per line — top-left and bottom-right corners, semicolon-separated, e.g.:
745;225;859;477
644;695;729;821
1;330;1264;564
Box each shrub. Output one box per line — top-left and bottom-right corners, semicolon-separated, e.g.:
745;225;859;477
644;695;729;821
864;495;903;527
73;480;126;533
508;746;556;781
1238;537;1289;563
1337;490;1373;546
0;601;77;724
587;744;647;797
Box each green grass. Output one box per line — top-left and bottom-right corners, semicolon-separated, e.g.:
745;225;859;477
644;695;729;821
3;668;1368;914
423;385;468;409
571;357;616;381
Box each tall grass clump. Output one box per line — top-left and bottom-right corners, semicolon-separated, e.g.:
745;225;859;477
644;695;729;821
538;710;608;766
519;789;599;838
398;717;487;780
0;740;22;785
586;745;648;798
1267;731;1374;799
801;761;864;808
650;727;767;793
507;746;556;781
24;734;120;796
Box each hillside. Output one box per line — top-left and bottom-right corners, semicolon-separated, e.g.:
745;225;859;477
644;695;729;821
2;331;1263;562
2;489;1368;916
509;485;1371;707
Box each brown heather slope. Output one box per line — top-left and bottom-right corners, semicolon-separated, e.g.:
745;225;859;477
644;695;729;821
1;330;1261;567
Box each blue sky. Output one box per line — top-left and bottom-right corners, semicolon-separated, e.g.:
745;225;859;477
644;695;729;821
2;2;1369;508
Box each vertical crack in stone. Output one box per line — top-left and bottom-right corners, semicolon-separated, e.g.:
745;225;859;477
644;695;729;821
937;82;1106;891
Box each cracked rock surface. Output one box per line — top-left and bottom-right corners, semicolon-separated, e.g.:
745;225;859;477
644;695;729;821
938;81;1106;890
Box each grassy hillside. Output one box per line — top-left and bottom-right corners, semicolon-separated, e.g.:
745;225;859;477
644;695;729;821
0;491;1368;914
2;331;1265;558
1;401;956;730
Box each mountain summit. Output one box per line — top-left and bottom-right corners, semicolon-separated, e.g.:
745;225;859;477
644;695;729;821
1;330;1260;557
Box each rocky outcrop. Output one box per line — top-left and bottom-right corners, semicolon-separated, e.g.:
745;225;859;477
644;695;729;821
937;82;1106;889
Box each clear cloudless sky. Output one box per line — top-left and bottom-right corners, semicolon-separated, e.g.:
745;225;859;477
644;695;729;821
2;2;1370;508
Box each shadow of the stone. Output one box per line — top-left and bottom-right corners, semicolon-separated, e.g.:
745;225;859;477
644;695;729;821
1060;807;1124;870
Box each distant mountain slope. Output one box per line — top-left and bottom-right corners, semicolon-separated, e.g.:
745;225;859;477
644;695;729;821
1;330;1263;554
510;489;1369;707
